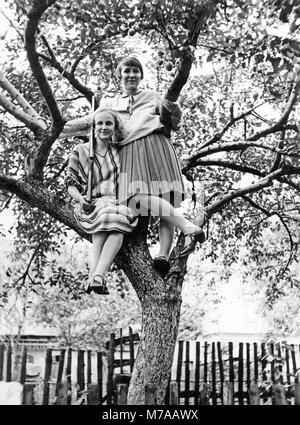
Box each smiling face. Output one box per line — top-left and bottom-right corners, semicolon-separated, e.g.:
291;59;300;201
94;111;115;143
120;65;142;94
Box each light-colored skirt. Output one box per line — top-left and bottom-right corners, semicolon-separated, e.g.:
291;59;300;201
73;196;138;234
118;133;186;208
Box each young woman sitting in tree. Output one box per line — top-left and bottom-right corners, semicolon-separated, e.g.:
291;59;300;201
65;108;138;295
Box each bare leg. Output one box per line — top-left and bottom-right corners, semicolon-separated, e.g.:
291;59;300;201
157;219;174;259
93;232;124;277
90;232;108;277
130;194;203;234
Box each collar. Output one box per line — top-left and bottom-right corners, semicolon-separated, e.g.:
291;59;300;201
121;89;142;98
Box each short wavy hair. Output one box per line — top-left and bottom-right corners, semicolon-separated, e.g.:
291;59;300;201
115;56;144;80
93;108;125;142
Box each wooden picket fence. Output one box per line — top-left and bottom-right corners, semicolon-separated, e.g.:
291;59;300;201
169;340;300;405
0;344;106;405
1;330;300;405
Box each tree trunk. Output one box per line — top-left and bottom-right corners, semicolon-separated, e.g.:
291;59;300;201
115;219;186;405
127;284;182;405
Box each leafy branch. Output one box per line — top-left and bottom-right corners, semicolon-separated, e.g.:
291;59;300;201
248;68;300;141
14;218;54;288
38;35;93;101
242;195;295;279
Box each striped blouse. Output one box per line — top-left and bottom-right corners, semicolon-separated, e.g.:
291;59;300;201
66;142;119;199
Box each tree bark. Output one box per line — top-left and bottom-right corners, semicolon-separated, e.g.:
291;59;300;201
113;220;187;405
127;291;182;405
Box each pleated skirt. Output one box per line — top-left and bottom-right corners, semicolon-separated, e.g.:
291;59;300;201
73;197;138;234
118;134;186;208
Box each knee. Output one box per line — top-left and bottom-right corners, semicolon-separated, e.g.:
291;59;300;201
127;194;151;217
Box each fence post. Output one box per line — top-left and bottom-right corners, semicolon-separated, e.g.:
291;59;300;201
211;342;217;405
117;383;128;405
238;342;244;405
107;333;115;405
87;350;92;386
176;340;183;405
217;342;224;404
223;382;234;405
97;352;103;404
55;349;66;397
42;349;52;405
169;382;179;405
6;343;12;382
129;327;135;373
272;383;287;405
248;381;260;405
194;341;200;405
185;341;190;405
20;346;27;385
66;348;72;405
0;344;4;381
77;350;85;400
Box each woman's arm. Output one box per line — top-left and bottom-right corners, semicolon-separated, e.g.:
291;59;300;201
60;95;114;138
60;113;93;138
68;185;91;210
157;95;182;132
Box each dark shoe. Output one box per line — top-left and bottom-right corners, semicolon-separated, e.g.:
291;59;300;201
153;256;170;276
85;275;109;295
179;229;206;258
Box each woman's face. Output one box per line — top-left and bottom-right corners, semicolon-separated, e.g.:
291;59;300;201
120;65;142;93
94;111;115;143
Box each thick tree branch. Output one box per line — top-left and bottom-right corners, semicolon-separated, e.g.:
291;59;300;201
164;0;220;102
182;159;264;177
27;126;68;180
205;168;286;219
182;140;300;171
0;174;84;238
0;91;44;133
0;71;46;129
0;5;23;39
24;0;63;129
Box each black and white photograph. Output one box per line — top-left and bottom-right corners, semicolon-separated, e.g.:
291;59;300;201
0;0;300;411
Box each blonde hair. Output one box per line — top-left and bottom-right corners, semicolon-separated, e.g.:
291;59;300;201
93;108;125;143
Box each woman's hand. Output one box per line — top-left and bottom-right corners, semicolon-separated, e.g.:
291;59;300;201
161;99;182;131
78;195;93;211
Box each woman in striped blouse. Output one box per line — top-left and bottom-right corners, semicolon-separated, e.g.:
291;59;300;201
66;109;138;295
63;56;205;277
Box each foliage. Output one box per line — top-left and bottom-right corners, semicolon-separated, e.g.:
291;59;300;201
0;238;141;348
